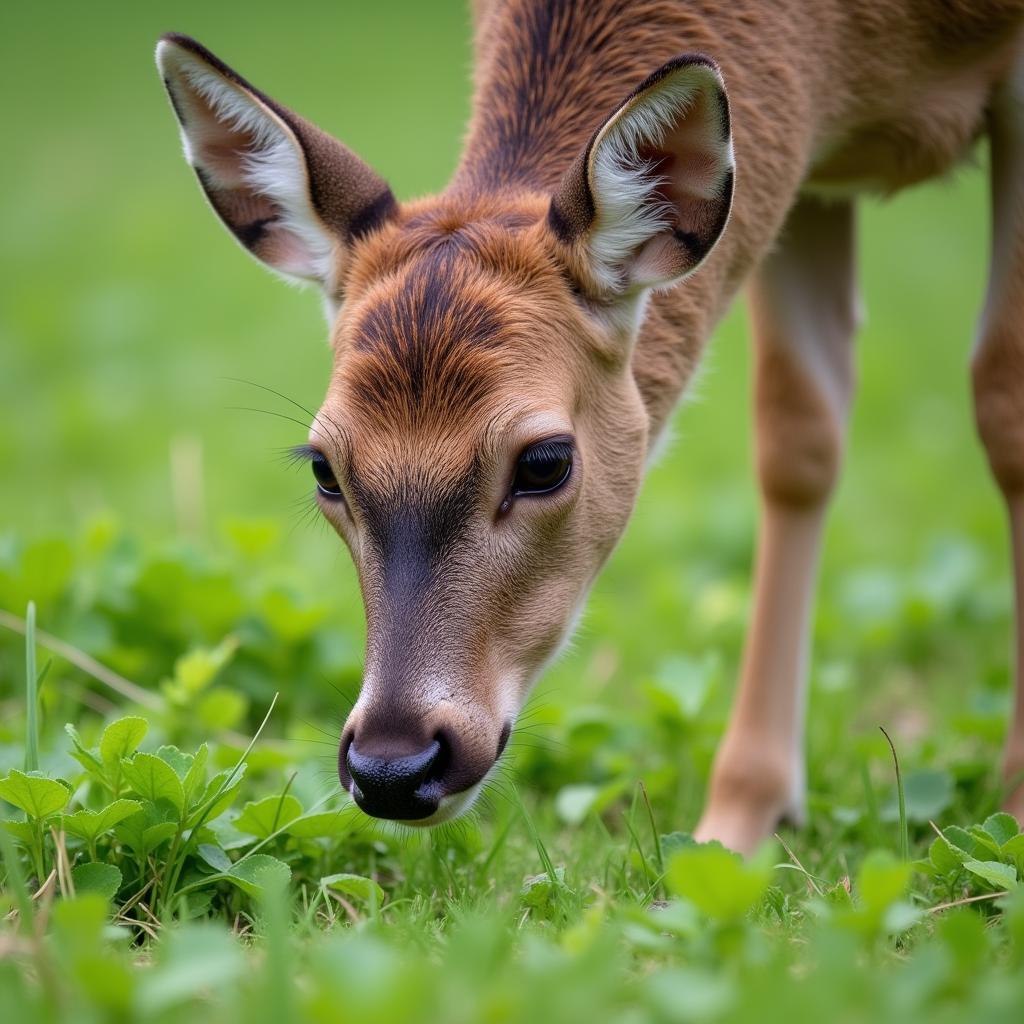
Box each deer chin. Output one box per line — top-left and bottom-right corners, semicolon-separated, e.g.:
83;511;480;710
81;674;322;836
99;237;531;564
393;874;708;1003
398;778;488;827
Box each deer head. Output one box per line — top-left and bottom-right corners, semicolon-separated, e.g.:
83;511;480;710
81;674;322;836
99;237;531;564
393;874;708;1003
156;34;733;822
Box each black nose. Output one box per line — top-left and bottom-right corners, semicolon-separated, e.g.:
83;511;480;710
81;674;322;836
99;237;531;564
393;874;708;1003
344;737;446;820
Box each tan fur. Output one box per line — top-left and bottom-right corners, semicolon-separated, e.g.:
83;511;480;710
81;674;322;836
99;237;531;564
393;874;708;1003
158;1;1024;839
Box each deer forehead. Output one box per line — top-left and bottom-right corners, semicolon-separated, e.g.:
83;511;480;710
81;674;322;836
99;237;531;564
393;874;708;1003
335;200;554;300
322;225;588;439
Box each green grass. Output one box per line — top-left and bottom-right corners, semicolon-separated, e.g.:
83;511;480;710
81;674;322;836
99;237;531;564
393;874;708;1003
2;2;1023;1022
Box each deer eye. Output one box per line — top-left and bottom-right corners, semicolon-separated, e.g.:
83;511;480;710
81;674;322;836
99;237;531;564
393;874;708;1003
311;453;343;498
512;438;574;496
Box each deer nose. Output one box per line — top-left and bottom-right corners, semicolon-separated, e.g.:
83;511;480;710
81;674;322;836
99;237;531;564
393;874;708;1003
344;736;446;820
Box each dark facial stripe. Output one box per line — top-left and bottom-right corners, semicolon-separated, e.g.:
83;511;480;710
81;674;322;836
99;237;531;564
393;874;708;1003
354;250;504;357
347;245;507;423
354;467;477;590
353;466;478;690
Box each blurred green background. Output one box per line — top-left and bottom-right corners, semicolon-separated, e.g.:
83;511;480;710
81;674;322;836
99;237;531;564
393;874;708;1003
0;0;1011;767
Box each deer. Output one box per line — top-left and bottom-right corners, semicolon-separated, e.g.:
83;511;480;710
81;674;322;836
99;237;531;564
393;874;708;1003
155;0;1024;854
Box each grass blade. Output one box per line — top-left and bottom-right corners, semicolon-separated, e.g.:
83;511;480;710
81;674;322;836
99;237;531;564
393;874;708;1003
879;726;909;861
512;784;557;881
24;601;39;774
639;781;665;876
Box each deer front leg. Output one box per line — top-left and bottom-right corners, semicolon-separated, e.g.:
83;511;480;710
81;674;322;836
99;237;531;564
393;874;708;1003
973;59;1024;825
695;195;858;854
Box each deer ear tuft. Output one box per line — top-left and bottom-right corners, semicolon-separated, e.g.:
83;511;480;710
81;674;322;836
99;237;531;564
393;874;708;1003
549;55;734;300
155;34;396;288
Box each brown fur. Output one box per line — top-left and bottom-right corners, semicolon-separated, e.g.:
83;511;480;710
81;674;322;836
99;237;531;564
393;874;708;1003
157;1;1024;833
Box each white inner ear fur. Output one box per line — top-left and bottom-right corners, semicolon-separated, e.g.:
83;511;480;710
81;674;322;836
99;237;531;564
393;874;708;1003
156;41;335;284
585;65;734;295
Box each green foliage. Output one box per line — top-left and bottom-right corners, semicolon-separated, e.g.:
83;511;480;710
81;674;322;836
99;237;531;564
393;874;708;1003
963;859;1016;890
235;794;303;838
321;872;385;907
71;861;122;901
846;850;918;935
62;800;143;843
100;717;148;768
666;843;774;921
923;814;1023;901
218;854;292;900
0;770;70;819
121;752;186;811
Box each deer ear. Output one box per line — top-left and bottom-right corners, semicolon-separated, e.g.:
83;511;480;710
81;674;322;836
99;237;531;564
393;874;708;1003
548;55;734;300
155;34;397;288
